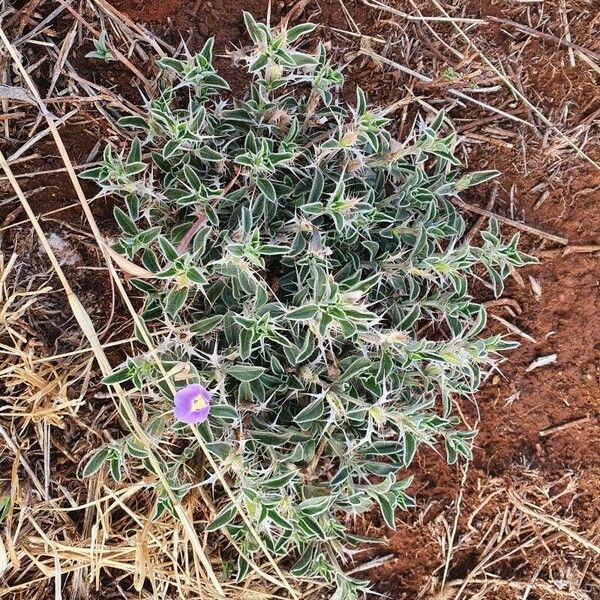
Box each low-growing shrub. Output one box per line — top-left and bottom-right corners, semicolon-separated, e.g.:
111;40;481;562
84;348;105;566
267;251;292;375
82;14;532;597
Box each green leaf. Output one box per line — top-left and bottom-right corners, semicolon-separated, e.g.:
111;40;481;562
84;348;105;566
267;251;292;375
102;365;132;385
243;11;266;44
298;515;327;540
199;37;215;62
210;404;239;421
157;57;185;73
289;52;318;67
250;429;292;446
295;398;325;424
337;357;372;384
403;432;417;466
462;169;500;188
83;447;110;478
235;554;250;583
250;53;269;72
165;287;189;317
225;365;265;382
190;314;224;335
109;454;122;482
286;22;316;42
257;177;276;201
118;116;149;130
262;470;297;488
198;146;222;161
399;304;421;329
287;304;319;321
260;244;290;255
79;166;104;180
268;509;294;530
356;86;367;115
113;206;138;235
127;137;142;164
299;202;324;215
298;495;331;516
308;170;324;204
206;503;237;532
291;547;314;576
158;236;178;262
126;437;148;459
374;493;396;529
430;109;445;132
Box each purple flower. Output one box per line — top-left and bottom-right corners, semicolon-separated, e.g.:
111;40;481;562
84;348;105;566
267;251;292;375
173;383;211;424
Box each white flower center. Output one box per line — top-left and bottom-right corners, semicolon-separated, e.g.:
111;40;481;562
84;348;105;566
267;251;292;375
193;394;207;411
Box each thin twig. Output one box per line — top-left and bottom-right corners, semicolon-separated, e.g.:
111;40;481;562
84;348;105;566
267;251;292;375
490;314;536;344
510;493;600;555
539;415;590;438
360;48;534;128
562;245;600;256
449;196;568;245
361;0;486;23
489;16;600;64
558;0;576;67
441;464;469;588
465;182;499;242
427;0;600;171
484;298;522;314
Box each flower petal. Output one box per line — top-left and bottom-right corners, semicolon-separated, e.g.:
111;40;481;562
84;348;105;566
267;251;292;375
174;383;212;424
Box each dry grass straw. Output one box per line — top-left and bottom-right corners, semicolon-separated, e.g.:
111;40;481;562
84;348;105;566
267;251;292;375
425;0;600;173
417;470;599;600
0;151;231;598
359;0;600;173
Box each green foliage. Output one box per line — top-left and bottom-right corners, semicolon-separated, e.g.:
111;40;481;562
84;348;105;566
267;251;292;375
81;14;533;598
0;496;10;523
85;30;114;62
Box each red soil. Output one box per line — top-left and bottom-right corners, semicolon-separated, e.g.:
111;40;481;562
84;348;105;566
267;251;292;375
110;0;183;23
